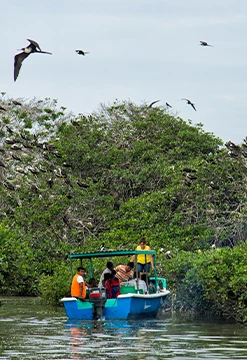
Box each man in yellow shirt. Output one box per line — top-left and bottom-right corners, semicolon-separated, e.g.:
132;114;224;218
130;237;154;275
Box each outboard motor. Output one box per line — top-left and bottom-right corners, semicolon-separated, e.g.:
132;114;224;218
89;287;107;320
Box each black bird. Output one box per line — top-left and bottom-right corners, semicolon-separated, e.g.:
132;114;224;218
3;181;15;191
200;41;213;47
166;102;172;108
6;126;14;134
12;100;22;106
149;99;160;108
75;50;89;56
47;178;54;188
182;98;196;111
113;201;120;210
0;105;6;111
14;39;52;81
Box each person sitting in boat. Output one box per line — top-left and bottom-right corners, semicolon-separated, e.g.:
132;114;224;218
98;260;114;287
85;278;98;298
128;271;148;294
115;262;134;283
130;237;154;276
71;267;87;299
146;276;156;294
87;278;97;288
104;270;120;299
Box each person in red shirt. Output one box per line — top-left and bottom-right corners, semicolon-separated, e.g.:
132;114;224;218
104;270;120;299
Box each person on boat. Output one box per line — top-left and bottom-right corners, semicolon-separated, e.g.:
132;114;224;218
71;267;87;299
130;237;154;275
115;262;134;283
98;260;114;287
128;271;148;294
104;270;120;298
87;278;97;288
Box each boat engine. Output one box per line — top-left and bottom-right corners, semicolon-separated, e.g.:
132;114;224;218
89;287;107;320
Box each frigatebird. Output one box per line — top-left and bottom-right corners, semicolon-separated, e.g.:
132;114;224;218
148;99;160;108
200;41;213;47
182;98;196;111
14;39;52;81
75;50;89;56
12;100;22;106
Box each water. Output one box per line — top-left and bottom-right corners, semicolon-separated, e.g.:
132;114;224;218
1;297;247;359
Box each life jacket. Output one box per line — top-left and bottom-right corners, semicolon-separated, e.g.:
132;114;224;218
71;274;86;298
105;277;120;299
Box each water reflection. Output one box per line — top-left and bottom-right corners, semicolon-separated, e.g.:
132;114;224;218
66;319;166;359
1;297;247;359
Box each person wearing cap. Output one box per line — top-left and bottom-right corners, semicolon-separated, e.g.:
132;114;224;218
115;262;134;283
98;260;114;287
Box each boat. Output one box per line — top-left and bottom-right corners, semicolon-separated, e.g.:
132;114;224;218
61;249;170;320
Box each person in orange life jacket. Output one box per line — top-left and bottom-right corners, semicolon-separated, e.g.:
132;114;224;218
71;267;87;299
130;237;154;275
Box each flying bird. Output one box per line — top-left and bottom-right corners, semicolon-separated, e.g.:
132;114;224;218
182;98;196;111
149;99;160;108
14;39;52;81
200;41;213;47
166;102;172;108
75;50;90;56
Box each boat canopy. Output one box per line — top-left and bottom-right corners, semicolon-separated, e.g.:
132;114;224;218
68;249;156;259
67;249;158;286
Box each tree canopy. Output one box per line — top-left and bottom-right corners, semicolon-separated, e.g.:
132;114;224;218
1;95;247;322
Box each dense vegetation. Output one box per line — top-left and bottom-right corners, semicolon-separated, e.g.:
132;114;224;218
1;94;247;323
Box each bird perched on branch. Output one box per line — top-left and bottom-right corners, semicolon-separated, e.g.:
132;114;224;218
160;248;173;259
12;100;22;106
182;98;196;111
75;50;89;56
14;39;52;81
200;40;213;47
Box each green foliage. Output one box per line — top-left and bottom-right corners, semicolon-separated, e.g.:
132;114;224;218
1;96;247;321
39;262;71;305
0;224;39;295
163;245;247;323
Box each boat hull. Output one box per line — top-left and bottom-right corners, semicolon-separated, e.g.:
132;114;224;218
61;291;170;320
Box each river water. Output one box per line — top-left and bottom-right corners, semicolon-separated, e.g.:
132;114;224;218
1;297;247;359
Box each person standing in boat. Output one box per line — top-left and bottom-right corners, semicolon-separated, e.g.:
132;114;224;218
71;267;87;299
130;237;154;275
98;261;114;287
115;262;134;283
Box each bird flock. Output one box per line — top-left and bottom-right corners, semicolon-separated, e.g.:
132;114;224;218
14;38;212;111
14;39;89;82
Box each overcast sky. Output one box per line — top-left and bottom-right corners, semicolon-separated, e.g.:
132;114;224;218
2;0;247;144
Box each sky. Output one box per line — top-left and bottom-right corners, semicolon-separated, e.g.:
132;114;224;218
2;0;247;144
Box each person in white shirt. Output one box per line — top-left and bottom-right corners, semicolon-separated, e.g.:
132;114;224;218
98;261;114;287
128;272;148;294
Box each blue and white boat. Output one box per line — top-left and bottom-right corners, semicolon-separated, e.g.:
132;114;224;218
61;250;170;320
